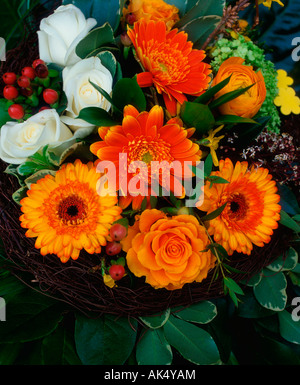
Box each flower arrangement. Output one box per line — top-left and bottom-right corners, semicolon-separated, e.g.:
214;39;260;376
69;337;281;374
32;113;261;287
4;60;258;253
0;0;299;366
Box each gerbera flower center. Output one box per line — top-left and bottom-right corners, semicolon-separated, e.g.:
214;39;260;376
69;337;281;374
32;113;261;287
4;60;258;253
226;193;249;221
57;194;87;225
125;135;174;165
148;42;189;85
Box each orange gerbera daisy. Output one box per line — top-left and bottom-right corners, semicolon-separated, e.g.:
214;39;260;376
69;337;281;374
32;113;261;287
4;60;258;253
127;19;211;115
197;158;281;256
90;104;201;210
19;160;122;263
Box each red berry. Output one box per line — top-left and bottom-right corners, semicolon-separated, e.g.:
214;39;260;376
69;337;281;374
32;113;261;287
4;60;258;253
39;106;51;112
3;85;19;100
3;72;17;85
8;104;24;120
110;223;127;241
105;241;122;256
32;59;45;69
21;66;36;80
17;76;30;88
20;87;33;97
120;32;132;47
126;12;136;25
43;89;58;104
35;63;48;78
109;264;125;281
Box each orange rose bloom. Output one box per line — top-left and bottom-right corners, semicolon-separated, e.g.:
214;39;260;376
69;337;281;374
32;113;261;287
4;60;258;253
123;0;179;31
211;57;267;118
126;209;216;290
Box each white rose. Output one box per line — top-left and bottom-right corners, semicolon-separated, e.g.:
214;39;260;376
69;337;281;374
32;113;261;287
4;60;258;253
37;5;97;67
63;56;113;120
0;109;73;164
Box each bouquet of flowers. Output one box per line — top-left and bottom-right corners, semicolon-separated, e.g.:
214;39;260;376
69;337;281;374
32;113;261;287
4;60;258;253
0;0;299;366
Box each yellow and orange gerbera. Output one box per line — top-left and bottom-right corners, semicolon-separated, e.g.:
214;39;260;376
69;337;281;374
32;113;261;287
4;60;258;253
90;104;201;210
197;158;281;256
125;209;216;290
127;19;211;115
19;159;122;262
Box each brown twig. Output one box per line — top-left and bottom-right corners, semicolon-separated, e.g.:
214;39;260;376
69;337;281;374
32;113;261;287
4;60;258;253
201;0;251;51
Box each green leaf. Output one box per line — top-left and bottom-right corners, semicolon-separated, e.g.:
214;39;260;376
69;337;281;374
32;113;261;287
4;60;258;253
253;269;287;311
200;202;227;222
237;288;275;319
96;50;117;78
12;186;28;205
0;343;21;365
204;153;213;177
180;101;215;134
278;310;300;345
223;277;244;295
112;77;147;113
267;247;298;272
180;15;222;49
140;309;170;329
279;210;300;233
206;175;229;186
113;217;129;229
40;324;82;365
172;301;217;324
75;313;137;365
215;115;258;125
89;79;119;113
136;328;173;365
194;75;232;104
24;169;56;189
64;0;125;32
0;290;64;343
163;314;221;365
240;271;262;287
77;106;118;126
0;98;13;126
175;0;224;29
75;22;115;59
209;84;254;110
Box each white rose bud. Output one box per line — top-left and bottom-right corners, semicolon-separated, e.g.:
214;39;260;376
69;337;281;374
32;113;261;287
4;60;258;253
37;5;97;67
62;56;113;119
0;109;73;164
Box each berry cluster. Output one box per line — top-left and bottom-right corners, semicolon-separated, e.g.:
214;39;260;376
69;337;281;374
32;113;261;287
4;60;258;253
106;223;127;281
2;59;60;120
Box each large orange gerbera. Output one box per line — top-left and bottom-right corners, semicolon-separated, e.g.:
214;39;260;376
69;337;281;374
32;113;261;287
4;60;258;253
197;158;281;256
19;160;122;262
90;105;201;210
127;19;211;115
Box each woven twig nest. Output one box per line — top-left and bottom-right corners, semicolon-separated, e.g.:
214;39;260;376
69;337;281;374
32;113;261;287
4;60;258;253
0;159;290;316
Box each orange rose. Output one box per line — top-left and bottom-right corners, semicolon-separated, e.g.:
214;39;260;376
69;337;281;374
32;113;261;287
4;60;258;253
126;209;216;290
122;0;179;31
211;57;267;118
